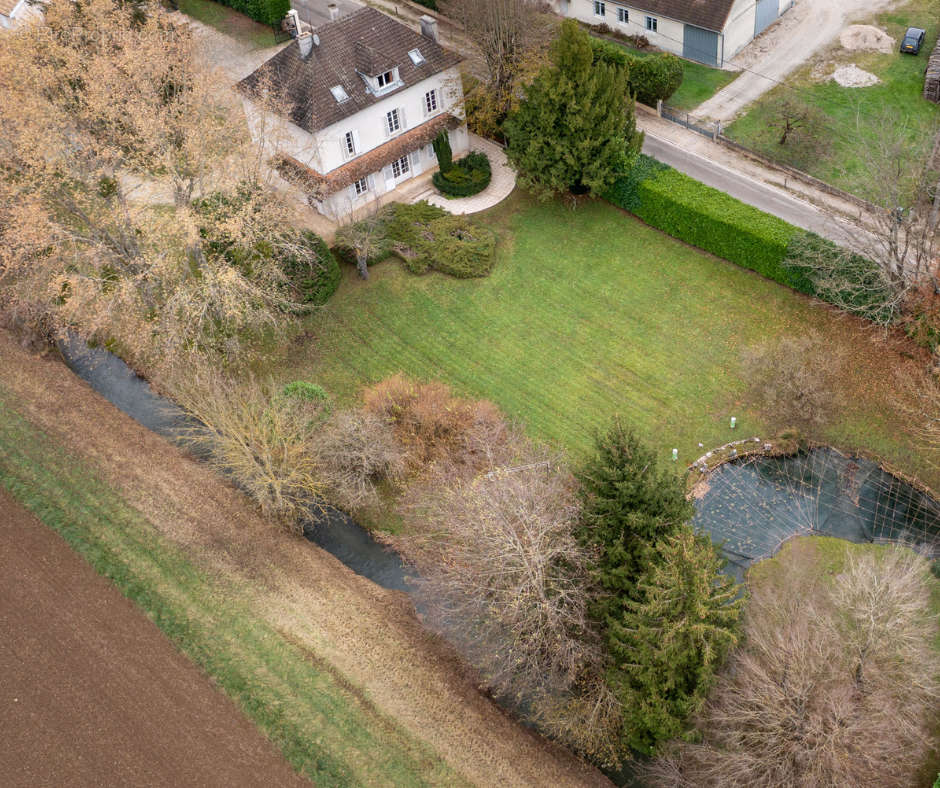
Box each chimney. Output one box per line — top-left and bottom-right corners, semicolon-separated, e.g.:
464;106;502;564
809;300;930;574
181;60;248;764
328;3;338;21
419;14;438;43
297;31;314;58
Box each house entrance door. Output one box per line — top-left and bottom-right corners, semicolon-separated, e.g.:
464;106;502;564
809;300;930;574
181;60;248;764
385;154;412;190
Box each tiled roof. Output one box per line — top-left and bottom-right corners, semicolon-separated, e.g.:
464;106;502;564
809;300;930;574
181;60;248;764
238;7;462;133
279;112;459;195
628;0;736;32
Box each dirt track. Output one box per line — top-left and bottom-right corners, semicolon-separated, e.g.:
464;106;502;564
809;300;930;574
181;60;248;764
0;488;310;788
0;331;609;788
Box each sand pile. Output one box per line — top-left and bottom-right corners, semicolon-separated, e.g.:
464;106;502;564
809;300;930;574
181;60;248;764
839;24;895;53
831;64;881;87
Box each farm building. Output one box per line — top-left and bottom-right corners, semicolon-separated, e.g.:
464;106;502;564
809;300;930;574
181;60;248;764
556;0;793;66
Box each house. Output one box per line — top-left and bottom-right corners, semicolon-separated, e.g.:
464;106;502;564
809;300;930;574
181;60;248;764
1;0;41;29
238;7;468;221
556;0;793;67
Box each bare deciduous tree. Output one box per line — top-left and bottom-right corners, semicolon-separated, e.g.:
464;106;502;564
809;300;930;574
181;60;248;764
400;458;595;697
171;368;326;532
644;542;940;788
311;409;405;511
741;332;843;431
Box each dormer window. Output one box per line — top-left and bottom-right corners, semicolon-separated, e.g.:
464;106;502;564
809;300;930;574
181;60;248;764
376;70;395;88
330;84;349;103
408;48;425;65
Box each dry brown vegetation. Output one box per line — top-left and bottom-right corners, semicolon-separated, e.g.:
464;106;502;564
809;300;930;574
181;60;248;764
741;333;844;431
0;331;610;787
644;540;940;788
170;370;326;531
0;0;304;368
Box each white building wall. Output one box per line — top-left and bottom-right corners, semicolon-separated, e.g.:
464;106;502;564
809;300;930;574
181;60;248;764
314;65;464;175
722;0;758;61
566;0;687;58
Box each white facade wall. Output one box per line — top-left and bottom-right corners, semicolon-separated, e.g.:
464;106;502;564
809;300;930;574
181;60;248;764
723;0;758;61
0;0;40;29
567;0;686;59
315;65;464;175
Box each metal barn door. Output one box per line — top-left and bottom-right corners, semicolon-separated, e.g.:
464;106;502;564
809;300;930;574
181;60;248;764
754;0;778;36
683;25;719;66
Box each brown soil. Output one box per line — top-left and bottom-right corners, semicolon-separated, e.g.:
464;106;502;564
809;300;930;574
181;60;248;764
0;330;609;788
0;488;310;788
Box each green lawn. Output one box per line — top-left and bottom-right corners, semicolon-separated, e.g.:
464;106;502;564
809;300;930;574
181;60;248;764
177;0;278;49
725;0;940;196
283;195;927;482
667;58;739;111
0;390;459;788
590;34;740;111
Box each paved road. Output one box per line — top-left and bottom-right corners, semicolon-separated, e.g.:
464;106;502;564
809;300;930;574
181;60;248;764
642;132;860;246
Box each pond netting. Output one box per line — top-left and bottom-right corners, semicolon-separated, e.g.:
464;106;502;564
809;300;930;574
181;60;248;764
693;448;940;579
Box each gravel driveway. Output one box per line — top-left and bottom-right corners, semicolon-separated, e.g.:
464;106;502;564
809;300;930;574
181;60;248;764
695;0;899;122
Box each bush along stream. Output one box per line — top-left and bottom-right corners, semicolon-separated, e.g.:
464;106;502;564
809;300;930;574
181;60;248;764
57;335;412;591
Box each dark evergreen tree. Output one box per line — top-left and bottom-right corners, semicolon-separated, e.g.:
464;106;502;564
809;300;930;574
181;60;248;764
503;19;643;198
578;418;693;623
607;528;742;754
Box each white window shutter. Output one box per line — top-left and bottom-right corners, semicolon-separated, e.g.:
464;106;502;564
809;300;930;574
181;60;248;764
384;114;391;138
399;107;407;130
352;129;360;154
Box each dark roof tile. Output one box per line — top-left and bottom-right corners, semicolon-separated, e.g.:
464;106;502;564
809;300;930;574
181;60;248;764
238;7;461;133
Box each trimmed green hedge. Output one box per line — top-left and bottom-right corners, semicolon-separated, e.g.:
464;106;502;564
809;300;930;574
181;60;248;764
606;155;895;320
591;38;684;107
432;152;492;198
282;231;342;305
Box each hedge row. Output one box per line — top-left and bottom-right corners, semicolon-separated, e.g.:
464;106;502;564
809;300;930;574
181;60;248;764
606;156;895;319
214;0;289;28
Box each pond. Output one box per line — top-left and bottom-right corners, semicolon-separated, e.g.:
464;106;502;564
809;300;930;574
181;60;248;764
694;449;940;580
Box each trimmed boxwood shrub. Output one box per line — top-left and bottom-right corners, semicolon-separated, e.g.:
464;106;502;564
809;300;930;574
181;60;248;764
432;152;492;198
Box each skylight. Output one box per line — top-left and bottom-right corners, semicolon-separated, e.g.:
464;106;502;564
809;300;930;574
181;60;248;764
408;48;425;65
330;84;350;103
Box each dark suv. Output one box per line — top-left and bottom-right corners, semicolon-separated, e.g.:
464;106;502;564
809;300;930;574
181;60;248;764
900;27;926;54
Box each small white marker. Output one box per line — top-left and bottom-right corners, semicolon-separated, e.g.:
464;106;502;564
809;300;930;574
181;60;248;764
730;416;737;429
672;448;678;461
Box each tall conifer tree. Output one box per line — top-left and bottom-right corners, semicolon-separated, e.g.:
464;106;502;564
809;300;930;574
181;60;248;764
504;20;643;198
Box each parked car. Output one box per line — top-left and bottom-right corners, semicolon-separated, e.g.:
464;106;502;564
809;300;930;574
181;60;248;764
900;27;926;54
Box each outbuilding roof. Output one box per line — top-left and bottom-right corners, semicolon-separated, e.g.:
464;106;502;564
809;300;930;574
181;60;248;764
628;0;736;33
238;7;461;133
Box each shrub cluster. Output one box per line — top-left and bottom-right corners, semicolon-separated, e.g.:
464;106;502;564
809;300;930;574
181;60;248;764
217;0;289;27
432;151;492;198
334;202;497;278
590;38;683;107
606;155;888;317
588;22;650;50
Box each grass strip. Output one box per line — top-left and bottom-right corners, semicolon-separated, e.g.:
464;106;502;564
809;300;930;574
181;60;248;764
0;389;461;788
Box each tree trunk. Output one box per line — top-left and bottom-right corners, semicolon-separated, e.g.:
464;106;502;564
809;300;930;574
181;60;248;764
356;253;369;280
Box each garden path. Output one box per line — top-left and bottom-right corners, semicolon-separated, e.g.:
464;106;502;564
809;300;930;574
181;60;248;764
411;134;517;214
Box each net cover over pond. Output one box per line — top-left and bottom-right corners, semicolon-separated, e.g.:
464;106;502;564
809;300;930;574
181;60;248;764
694;448;940;578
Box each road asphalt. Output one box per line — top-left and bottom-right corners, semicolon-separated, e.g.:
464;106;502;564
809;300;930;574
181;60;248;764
641;132;863;247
